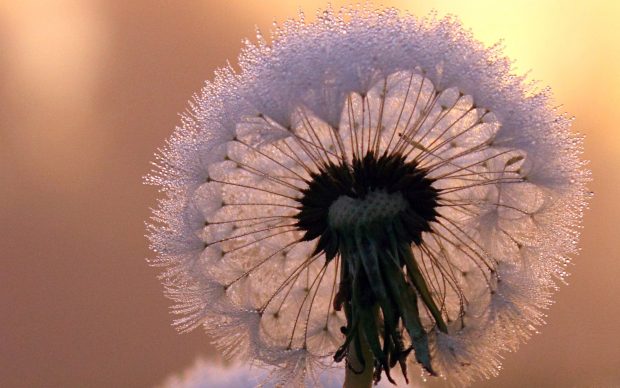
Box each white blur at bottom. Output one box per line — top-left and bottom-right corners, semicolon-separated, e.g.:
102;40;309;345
158;357;417;388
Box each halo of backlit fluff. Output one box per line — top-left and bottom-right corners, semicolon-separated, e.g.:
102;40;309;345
147;6;589;387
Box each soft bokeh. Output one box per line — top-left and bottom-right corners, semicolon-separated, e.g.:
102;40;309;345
0;1;617;387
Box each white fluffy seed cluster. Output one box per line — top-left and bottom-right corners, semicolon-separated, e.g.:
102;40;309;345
328;191;408;231
146;5;590;387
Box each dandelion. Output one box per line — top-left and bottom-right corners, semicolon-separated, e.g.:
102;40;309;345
159;357;392;388
147;6;589;387
159;358;270;388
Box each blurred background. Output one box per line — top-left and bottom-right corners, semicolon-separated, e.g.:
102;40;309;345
1;1;618;387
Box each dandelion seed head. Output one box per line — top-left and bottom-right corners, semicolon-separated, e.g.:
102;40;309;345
147;5;589;387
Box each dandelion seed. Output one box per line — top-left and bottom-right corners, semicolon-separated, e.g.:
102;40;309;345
147;6;590;387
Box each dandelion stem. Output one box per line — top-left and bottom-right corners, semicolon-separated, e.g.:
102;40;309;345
343;316;374;388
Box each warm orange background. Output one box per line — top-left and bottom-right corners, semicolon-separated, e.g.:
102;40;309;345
1;1;618;387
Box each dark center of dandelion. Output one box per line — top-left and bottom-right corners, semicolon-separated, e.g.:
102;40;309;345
295;151;445;384
296;151;439;258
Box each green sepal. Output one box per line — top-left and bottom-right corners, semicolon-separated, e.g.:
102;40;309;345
359;306;395;384
383;248;436;375
400;244;448;333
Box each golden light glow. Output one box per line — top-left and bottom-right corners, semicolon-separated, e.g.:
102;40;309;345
223;0;620;158
2;0;109;184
